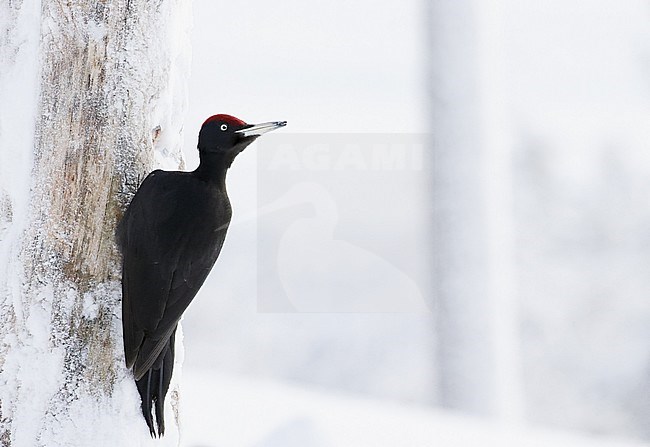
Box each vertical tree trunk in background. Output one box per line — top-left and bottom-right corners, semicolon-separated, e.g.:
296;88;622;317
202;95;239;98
428;0;493;415
428;0;522;420
0;1;191;445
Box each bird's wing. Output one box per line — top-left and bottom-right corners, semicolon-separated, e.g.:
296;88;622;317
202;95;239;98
117;171;230;378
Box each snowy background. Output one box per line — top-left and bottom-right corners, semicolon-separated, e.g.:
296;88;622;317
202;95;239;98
177;0;650;446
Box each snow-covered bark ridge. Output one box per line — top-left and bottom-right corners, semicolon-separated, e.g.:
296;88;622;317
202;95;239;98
0;1;191;446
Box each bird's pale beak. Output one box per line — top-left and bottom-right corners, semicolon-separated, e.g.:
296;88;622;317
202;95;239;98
236;121;287;137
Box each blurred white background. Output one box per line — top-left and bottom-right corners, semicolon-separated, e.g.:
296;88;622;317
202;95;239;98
179;0;650;446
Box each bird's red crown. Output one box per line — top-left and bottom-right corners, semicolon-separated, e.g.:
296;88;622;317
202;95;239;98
202;114;247;127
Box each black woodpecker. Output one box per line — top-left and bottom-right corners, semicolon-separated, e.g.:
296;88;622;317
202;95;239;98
116;114;286;437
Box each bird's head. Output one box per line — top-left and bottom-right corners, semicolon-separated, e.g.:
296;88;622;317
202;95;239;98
198;114;286;156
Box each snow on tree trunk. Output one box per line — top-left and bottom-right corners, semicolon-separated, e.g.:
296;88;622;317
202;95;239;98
0;1;191;445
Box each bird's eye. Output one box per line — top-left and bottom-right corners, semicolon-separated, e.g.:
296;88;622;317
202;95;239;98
220;124;228;131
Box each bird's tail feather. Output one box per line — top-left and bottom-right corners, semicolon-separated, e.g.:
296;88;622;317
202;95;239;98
135;332;175;437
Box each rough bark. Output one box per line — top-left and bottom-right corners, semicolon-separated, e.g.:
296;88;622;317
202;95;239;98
0;0;190;445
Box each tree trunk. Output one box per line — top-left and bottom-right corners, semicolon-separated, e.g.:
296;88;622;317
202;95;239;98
0;1;191;445
428;0;523;420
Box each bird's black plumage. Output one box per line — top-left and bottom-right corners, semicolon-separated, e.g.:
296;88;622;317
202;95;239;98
116;114;286;437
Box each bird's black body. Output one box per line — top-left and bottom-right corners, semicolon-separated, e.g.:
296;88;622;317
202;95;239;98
116;114;285;437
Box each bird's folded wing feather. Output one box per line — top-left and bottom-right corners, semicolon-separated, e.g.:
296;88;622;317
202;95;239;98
117;171;229;377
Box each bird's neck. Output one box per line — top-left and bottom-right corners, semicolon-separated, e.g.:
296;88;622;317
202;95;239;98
193;150;234;188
